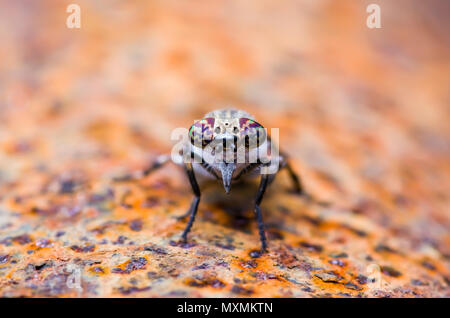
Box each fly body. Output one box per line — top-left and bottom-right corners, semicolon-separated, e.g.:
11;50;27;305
128;108;307;252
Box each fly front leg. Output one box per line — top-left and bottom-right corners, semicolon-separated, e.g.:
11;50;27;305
277;153;304;195
175;151;204;220
283;161;305;196
279;154;329;206
113;154;171;182
180;162;201;242
254;173;270;253
140;154;171;178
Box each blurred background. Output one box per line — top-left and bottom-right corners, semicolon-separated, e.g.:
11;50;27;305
0;0;449;297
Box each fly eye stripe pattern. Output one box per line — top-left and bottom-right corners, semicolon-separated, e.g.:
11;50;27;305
239;118;266;148
189;117;215;147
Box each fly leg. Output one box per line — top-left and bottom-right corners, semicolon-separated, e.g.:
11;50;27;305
180;162;201;242
113;154;171;182
140;154;171;177
279;154;330;207
282;159;305;196
254;173;270;253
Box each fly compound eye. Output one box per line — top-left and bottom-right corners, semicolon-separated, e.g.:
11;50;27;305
239;118;267;148
189;117;215;148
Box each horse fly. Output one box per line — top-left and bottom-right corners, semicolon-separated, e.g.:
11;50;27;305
120;108;309;253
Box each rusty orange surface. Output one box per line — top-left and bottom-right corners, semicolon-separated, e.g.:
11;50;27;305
0;0;449;297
